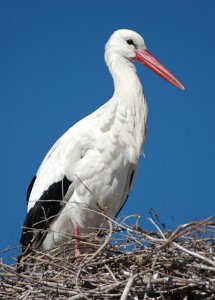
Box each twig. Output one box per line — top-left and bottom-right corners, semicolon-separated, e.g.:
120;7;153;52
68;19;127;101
120;273;136;300
173;241;215;267
0;215;214;299
105;264;118;283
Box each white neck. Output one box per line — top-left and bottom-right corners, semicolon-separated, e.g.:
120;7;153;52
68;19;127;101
107;54;143;102
105;54;147;160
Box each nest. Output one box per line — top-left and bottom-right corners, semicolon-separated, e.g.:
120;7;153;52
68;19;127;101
0;215;215;299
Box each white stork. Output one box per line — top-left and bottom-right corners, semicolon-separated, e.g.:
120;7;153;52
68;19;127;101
20;29;184;257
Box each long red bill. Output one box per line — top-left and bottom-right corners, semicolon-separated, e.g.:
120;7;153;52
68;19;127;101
135;49;185;90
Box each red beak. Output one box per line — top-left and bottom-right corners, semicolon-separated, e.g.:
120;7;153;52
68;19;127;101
135;49;185;90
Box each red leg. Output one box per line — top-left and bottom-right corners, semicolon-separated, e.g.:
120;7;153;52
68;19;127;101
74;226;80;257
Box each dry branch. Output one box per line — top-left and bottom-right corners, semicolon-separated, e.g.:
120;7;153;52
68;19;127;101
0;215;214;299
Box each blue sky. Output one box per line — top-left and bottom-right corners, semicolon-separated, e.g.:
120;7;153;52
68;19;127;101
0;1;214;261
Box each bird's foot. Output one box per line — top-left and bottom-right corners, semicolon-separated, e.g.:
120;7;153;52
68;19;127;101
75;247;80;257
74;226;80;257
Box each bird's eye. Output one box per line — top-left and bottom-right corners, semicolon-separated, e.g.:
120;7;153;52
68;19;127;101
126;39;135;46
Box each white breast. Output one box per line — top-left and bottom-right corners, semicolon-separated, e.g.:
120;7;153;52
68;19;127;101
41;100;146;249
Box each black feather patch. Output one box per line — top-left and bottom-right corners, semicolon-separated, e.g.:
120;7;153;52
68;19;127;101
20;176;72;248
115;169;135;218
26;176;36;204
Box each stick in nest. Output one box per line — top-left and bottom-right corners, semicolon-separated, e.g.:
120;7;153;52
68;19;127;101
0;215;214;300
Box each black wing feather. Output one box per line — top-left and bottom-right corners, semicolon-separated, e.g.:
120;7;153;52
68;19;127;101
20;176;72;249
26;176;36;204
115;168;135;218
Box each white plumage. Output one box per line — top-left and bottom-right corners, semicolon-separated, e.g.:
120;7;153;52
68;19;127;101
20;29;184;254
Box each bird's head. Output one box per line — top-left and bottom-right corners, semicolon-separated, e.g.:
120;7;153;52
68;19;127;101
105;29;184;90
